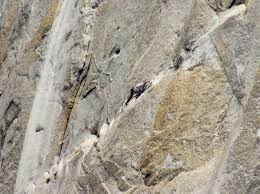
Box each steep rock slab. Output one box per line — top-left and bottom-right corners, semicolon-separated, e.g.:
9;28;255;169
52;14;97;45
14;0;80;193
211;8;257;106
212;66;260;194
87;65;231;194
0;1;62;193
62;0;194;145
140;65;231;187
0;0;258;193
210;0;260;192
31;0;241;193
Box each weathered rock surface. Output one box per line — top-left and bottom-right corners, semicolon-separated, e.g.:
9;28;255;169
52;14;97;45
0;0;259;193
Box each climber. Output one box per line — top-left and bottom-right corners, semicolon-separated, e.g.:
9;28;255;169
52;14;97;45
125;80;152;106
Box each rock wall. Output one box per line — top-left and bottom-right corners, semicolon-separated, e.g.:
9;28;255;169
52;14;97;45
0;0;259;193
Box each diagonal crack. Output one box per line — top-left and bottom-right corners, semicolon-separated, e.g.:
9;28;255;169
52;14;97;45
209;35;244;105
45;55;93;164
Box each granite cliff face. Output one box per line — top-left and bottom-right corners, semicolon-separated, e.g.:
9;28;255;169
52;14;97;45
0;0;259;193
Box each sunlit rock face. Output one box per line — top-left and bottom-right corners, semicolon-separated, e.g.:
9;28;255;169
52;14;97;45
0;0;259;193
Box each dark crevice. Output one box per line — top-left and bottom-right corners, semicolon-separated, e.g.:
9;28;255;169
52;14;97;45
183;38;196;52
143;168;184;186
67;42;80;53
106;117;110;125
229;0;237;8
41;33;47;40
229;0;246;8
79;56;92;84
46;177;51;184
76;65;85;82
89;122;100;137
74;0;79;8
208;0;246;12
219;0;223;8
35;125;44;132
4;100;20;129
0;128;6;159
64;30;72;41
90;0;104;9
2;52;8;63
170;55;183;70
114;48;120;55
144;172;152;179
143;171;155;186
109;46;121;57
40;26;51;40
82;86;96;98
78;67;84;78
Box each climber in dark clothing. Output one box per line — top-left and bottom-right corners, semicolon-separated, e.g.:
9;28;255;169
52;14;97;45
125;80;151;106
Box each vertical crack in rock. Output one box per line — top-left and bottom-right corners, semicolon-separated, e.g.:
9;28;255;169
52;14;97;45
209;35;244;105
47;58;92;164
